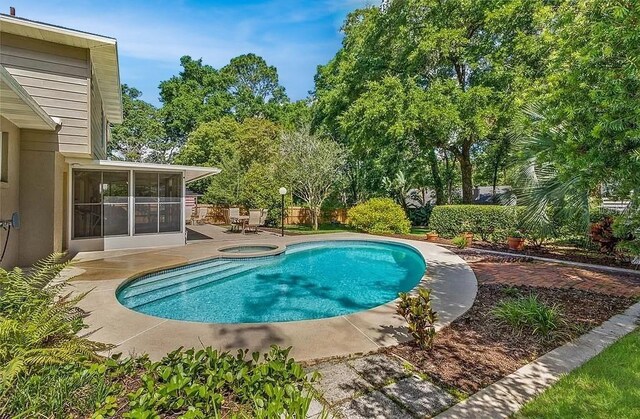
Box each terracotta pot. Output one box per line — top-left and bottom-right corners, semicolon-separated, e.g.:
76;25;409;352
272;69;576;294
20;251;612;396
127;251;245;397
463;232;474;246
507;237;526;251
426;233;439;242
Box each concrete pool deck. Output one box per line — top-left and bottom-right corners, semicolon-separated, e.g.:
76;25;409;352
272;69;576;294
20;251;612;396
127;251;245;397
67;229;477;361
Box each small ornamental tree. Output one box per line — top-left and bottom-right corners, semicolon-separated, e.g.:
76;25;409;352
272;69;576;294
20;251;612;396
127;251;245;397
279;128;345;230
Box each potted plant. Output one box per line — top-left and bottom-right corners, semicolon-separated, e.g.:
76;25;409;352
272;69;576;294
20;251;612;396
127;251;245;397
461;221;474;246
507;229;526;251
426;230;439;242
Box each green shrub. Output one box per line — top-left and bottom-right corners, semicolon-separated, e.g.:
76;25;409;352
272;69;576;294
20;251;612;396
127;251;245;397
407;204;433;226
348;197;411;235
451;236;468;249
397;288;438;349
508;229;525;238
492;294;563;338
429;205;522;240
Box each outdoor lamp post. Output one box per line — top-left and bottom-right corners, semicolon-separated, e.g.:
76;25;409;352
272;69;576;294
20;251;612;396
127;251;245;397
279;187;287;237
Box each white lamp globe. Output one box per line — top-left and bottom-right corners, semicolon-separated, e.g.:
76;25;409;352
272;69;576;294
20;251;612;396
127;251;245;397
279;187;287;195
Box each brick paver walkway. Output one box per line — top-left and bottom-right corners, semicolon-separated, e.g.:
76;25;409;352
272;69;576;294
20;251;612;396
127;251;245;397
469;260;640;298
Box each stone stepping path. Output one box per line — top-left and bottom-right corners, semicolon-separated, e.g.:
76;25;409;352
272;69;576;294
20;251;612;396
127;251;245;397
307;354;456;418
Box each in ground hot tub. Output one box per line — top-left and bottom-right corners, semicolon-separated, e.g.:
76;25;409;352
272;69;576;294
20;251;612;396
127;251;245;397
219;244;279;254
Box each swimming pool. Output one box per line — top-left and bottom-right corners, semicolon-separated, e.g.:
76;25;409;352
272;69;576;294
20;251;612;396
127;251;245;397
116;240;426;323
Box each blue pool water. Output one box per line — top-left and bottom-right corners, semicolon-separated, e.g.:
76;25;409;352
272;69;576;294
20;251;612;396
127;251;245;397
117;240;426;323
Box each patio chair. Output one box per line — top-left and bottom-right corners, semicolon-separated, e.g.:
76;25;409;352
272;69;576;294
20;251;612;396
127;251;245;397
229;207;241;232
186;207;197;225
259;209;268;226
245;209;262;233
195;207;209;225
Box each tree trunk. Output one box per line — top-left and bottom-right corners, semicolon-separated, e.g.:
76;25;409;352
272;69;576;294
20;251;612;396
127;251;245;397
312;207;319;231
444;151;453;204
427;148;444;205
458;142;473;204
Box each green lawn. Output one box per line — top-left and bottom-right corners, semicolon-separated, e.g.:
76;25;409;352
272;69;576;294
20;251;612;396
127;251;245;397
283;224;353;234
515;329;640;419
409;227;429;236
280;224;429;236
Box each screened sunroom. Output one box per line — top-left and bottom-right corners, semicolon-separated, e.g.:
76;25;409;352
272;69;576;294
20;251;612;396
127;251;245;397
67;160;219;253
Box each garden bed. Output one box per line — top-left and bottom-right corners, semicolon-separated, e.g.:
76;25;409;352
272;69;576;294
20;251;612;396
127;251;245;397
380;231;638;269
387;283;634;393
386;275;637;394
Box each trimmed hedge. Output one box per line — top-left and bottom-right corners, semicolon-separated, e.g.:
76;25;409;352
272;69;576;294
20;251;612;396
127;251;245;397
429;205;523;240
348;198;411;235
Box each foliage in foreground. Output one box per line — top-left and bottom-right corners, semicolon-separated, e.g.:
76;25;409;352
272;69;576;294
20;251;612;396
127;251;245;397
348;198;411;235
0;253;107;386
516;329;640;419
397;288;438;350
2;346;316;418
491;294;563;339
0;255;317;418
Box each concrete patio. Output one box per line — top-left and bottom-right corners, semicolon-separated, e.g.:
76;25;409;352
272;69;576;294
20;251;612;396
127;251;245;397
67;225;477;361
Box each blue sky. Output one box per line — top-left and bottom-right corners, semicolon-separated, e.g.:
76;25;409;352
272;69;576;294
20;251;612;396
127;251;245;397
6;0;376;105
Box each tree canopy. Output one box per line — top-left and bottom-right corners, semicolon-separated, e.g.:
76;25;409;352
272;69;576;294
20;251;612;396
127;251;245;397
313;0;550;203
108;85;166;162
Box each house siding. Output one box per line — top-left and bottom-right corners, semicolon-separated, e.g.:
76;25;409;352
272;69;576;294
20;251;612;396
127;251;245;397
89;68;106;159
0;33;90;155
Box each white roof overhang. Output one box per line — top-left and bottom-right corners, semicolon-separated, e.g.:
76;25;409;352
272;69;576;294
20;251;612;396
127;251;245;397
0;65;59;130
66;159;221;183
0;14;123;123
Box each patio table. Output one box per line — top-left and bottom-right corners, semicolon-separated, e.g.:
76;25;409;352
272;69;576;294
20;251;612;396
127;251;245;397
231;215;249;233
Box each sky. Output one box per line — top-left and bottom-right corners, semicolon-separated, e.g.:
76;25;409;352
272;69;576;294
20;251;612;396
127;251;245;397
4;0;376;106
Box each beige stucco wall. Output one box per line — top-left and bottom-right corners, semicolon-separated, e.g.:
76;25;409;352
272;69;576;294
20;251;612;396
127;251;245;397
18;129;66;266
0;116;21;269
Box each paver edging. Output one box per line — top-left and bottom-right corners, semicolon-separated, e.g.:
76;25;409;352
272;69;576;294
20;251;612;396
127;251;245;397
434;301;640;419
452;246;640;276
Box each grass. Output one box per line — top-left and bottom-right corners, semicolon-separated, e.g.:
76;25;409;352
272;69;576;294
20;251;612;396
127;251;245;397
409;227;429;236
515;329;640;418
283;223;353;234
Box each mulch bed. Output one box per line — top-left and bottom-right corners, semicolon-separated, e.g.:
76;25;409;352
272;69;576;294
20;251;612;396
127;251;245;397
387;283;636;394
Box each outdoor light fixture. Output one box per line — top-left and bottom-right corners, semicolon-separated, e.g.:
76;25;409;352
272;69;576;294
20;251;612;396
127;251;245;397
279;187;287;237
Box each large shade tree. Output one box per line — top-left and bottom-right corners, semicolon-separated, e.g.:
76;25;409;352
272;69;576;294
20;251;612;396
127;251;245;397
313;0;549;203
513;0;640;233
221;53;289;121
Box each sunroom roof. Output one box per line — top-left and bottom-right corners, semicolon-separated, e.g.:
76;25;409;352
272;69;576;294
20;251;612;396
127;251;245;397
66;159;221;183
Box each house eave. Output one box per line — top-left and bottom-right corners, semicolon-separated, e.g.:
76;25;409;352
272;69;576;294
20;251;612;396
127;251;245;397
0;65;59;131
65;159;221;183
0;13;123;123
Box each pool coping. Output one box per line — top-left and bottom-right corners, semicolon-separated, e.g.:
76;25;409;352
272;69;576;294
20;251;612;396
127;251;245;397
67;233;478;361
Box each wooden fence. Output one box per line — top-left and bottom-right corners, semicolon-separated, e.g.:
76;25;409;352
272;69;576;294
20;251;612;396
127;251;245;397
190;205;347;226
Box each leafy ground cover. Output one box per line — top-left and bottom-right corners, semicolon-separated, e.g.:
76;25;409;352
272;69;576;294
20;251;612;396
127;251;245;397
515;329;640;419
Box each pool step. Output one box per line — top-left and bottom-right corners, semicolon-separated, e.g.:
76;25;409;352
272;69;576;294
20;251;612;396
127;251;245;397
126;259;233;290
121;264;255;309
121;261;238;298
